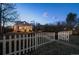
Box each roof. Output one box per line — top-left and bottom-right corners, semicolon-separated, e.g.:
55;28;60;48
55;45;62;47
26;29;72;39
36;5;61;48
14;21;32;26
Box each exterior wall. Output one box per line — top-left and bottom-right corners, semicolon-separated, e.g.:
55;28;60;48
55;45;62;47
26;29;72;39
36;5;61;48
13;25;32;32
26;26;32;32
13;26;19;32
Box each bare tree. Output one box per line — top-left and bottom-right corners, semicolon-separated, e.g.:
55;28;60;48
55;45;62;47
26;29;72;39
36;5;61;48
0;3;18;33
0;4;2;33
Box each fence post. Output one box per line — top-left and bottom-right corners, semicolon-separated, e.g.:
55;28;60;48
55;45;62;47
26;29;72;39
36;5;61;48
65;32;66;41
19;35;21;55
14;35;17;55
63;32;65;41
43;32;45;43
61;32;63;40
29;34;31;52
38;33;40;45
31;33;34;51
67;32;69;42
26;34;28;53
58;32;59;40
3;35;6;55
54;33;55;40
42;32;44;43
35;33;37;49
23;34;25;54
9;35;12;54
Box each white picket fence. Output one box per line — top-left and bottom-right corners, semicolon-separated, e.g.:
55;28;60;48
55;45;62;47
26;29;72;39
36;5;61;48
58;31;72;41
0;31;73;55
0;32;55;55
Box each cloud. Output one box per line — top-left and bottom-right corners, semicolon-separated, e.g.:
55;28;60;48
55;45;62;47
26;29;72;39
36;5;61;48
51;16;55;19
52;16;57;20
51;16;58;20
43;12;48;17
42;12;58;21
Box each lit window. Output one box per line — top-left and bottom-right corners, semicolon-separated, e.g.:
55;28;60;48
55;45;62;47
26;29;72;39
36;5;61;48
19;27;22;30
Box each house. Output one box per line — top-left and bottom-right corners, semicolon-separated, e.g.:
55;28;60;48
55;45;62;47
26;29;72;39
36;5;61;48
13;21;32;32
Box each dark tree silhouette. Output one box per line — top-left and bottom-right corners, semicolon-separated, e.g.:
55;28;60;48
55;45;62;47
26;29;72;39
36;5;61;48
66;13;77;29
77;18;79;24
0;3;18;33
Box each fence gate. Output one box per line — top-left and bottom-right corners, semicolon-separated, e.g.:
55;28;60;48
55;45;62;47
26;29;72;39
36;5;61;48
58;31;72;42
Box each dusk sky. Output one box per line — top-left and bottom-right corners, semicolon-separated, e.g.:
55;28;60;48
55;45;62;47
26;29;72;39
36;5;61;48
16;3;79;25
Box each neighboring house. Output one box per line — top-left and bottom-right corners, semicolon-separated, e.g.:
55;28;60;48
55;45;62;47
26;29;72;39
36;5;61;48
13;21;32;32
